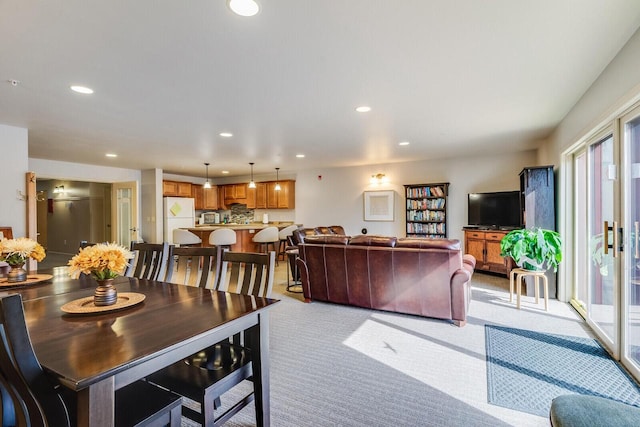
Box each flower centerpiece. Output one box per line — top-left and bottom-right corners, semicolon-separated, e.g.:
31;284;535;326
68;242;134;306
0;237;46;282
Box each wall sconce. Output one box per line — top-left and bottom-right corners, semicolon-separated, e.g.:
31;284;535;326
370;173;388;185
53;185;65;194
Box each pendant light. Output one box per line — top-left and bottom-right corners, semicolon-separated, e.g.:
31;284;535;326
248;162;256;189
275;167;281;191
203;162;212;189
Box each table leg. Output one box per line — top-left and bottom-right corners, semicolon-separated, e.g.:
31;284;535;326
516;273;522;309
77;377;115;426
543;274;549;311
250;312;270;427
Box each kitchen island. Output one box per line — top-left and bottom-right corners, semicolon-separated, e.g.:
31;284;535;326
185;222;297;252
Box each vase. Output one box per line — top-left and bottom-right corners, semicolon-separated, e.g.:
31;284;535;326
7;264;27;283
94;279;118;306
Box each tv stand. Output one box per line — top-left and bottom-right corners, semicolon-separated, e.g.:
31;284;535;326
463;229;513;277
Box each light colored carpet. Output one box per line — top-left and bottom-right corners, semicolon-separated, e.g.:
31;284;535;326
181;267;592;427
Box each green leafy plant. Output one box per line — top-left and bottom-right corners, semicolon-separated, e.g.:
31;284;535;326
500;228;563;271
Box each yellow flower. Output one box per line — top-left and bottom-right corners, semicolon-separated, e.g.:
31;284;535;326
68;242;134;280
0;237;46;265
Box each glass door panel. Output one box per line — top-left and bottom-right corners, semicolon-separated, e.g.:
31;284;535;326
588;134;617;350
573;151;588;314
623;111;640;374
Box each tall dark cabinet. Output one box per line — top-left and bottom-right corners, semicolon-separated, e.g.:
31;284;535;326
519;166;557;296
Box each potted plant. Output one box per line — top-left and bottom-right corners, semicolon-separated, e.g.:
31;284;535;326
500;228;563;271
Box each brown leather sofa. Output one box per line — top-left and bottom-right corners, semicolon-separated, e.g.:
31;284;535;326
296;235;476;326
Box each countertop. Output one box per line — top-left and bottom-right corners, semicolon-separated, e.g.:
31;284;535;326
187;222;296;231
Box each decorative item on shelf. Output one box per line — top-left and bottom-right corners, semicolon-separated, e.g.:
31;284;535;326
67;242;134;306
275;167;281;191
203;162;212;189
500;228;562;271
248;162;256;189
0;237;46;283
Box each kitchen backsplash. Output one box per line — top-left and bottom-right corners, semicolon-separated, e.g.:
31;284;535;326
229;204;254;224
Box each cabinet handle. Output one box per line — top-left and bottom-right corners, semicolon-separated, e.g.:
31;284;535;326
604;221;620;258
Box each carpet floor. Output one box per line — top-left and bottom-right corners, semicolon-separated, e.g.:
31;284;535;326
485;325;640;417
180;268;602;427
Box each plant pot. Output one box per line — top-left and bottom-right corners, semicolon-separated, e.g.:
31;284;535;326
94;279;117;306
7;264;27;283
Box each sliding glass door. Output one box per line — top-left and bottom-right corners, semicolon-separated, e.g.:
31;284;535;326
622;107;640;377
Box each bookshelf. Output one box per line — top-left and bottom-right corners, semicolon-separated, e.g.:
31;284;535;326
404;182;449;238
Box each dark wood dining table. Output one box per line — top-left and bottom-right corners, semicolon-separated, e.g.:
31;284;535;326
1;267;279;426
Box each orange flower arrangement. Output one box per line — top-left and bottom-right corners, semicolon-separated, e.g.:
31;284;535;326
0;237;46;266
68;242;133;280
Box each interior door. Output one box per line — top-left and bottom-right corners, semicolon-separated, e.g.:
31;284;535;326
112;181;139;247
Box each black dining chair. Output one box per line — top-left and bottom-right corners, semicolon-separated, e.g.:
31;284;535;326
0;293;183;427
127;242;174;281
148;251;276;427
165;246;221;288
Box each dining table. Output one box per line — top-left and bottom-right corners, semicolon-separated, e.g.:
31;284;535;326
1;266;279;426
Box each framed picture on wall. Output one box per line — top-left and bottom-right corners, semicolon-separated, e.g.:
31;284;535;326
363;190;394;221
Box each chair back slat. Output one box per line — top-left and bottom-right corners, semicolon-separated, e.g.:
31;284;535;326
167;247;220;289
128;242;173;281
216;251;275;297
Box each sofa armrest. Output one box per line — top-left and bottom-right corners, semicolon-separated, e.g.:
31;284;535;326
463;254;476;270
296;257;312;302
450;267;472;326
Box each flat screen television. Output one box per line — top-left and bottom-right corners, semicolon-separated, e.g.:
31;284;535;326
467;191;521;229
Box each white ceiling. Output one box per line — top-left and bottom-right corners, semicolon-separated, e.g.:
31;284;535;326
2;0;640;179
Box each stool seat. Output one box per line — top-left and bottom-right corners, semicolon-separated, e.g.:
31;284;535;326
253;227;279;264
509;267;549;311
173;229;202;246
209;228;237;247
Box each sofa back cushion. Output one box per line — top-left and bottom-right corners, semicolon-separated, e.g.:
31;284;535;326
396;238;460;250
304;235;350;245
349;235;397;247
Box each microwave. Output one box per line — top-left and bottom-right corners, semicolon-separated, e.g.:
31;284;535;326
202;212;220;224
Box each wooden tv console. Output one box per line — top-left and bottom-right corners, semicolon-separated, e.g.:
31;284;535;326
463;228;514;277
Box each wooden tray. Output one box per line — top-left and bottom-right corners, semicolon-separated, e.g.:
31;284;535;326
0;274;53;287
61;292;145;315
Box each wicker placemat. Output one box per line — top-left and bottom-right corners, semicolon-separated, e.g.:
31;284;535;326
61;292;145;315
0;274;53;287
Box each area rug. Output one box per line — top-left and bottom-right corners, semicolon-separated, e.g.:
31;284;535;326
485;325;640;417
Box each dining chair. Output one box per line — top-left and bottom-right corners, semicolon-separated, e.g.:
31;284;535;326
0;293;183;427
127;242;173;281
165;246;220;288
148;251;276;427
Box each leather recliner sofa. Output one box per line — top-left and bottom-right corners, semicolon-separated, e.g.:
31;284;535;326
296;235;476;326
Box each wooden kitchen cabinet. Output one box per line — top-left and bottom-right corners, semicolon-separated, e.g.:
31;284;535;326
223;184;248;203
203;186;219;209
192;184;204;209
266;180;295;209
250;183;267;209
464;229;513;276
162;180;192;197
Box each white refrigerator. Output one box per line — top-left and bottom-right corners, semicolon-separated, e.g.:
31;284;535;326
163;197;195;244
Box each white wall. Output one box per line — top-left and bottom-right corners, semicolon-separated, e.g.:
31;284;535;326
294;150;537;243
141;169;163;243
0;124;29;238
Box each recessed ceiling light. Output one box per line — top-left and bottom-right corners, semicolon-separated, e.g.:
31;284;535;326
219;132;233;138
296;154;305;158
70;85;94;94
105;153;117;158
355;106;371;113
228;0;259;16
399;141;410;146
222;170;230;174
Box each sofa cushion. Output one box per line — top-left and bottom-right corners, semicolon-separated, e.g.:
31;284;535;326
349;235;397;247
396;238;460;250
303;235;350;245
550;394;640;427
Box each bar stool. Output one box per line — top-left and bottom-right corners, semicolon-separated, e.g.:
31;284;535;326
173;229;202;247
278;225;298;261
209;228;236;251
509;267;549;311
252;226;280;265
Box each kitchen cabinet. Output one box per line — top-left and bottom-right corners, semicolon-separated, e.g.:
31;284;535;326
248;183;267;209
223;184;248;204
193;185;204;209
162;180;192;197
464;229;513;276
267;180;295;209
194;185;219;210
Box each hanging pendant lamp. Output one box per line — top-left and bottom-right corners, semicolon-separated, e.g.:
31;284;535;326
248;162;256;189
275;167;281;191
203;163;212;189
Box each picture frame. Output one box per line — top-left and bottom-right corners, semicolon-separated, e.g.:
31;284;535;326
363;190;394;221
